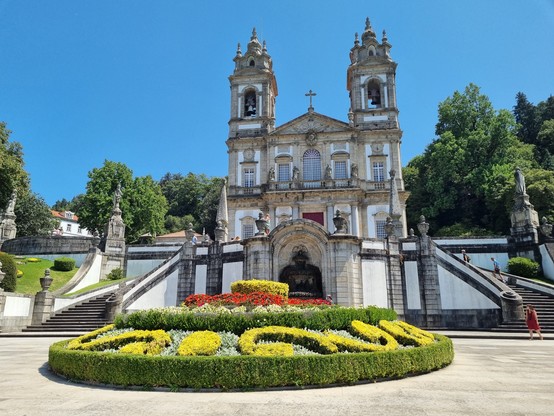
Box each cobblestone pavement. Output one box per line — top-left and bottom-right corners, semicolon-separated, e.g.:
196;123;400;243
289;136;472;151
0;336;553;416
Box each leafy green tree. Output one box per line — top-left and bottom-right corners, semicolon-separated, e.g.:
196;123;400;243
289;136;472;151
405;84;542;235
14;192;59;236
513;93;554;169
159;173;224;236
51;198;70;212
0;122;29;210
77;160;134;236
126;175;168;242
77;160;168;242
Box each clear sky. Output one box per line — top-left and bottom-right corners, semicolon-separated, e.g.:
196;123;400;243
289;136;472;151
1;0;553;206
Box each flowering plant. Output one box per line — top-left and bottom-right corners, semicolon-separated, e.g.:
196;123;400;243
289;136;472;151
183;292;331;308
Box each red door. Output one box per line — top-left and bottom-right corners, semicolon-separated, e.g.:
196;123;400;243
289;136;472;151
302;212;324;226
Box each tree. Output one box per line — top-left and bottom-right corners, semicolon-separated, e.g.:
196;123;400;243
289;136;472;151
513;93;554;170
126;175;168;242
14;192;59;237
77;160;168;243
405;84;544;235
159;173;224;237
0;122;29;210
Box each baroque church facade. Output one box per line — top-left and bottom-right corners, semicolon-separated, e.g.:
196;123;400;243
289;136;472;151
225;19;408;242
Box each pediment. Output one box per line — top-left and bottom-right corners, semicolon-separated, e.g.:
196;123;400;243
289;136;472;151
271;112;351;136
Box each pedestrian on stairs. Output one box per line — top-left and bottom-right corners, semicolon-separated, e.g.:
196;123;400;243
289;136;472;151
525;304;543;340
491;257;504;282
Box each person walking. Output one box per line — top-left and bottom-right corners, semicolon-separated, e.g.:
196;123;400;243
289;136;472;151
491;257;504;282
525;304;543;340
462;250;471;263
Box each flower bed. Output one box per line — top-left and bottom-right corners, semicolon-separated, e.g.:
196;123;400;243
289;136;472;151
183;292;331;308
49;306;454;390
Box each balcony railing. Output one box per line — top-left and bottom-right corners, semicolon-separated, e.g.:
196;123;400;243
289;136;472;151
229;180;390;196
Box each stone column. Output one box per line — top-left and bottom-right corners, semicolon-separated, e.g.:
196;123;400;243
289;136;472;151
326;204;334;233
177;240;196;304
351;204;360;237
31;270;54;326
206;242;223;295
416;216;443;328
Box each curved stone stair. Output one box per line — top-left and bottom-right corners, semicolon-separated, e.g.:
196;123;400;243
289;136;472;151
493;283;554;333
22;292;114;333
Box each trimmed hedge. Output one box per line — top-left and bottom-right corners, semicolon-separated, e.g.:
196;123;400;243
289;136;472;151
53;257;75;271
0;252;17;292
114;306;397;334
231;279;289;298
507;257;540;279
48;334;454;389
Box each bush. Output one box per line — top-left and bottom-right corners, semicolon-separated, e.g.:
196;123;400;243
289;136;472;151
53;257;75;271
106;268;124;281
507;257;540;278
231;279;289;298
17;269;24;278
114;305;397;334
48;333;454;390
0;252;17;292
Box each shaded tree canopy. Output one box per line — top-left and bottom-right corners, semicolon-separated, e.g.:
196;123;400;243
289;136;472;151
513;93;554;169
0;122;29;210
159;172;224;237
404;84;554;236
15;192;58;237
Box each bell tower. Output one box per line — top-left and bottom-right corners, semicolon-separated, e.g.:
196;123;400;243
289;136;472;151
228;28;278;138
347;18;398;131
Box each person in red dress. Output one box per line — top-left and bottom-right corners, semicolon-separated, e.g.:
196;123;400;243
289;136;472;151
525;304;543;340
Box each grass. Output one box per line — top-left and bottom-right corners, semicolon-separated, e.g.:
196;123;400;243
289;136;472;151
65;277;128;297
13;257;79;294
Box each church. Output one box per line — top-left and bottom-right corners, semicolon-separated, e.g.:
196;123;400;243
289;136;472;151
224;18;408;242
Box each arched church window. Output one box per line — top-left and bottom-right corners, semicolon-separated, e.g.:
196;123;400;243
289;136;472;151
367;79;381;109
303;149;321;181
244;90;257;117
249;59;255;67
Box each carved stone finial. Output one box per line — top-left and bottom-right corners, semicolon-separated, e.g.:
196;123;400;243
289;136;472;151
251;27;257;39
354;32;359;45
365;17;371;30
39;269;53;292
382;29;388;42
333;210;348;234
236;42;242;57
417;215;429;237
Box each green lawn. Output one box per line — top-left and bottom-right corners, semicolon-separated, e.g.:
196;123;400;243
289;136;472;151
13;257;79;294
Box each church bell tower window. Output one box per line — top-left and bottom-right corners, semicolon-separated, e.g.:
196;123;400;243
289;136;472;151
244;90;257;117
366;79;381;108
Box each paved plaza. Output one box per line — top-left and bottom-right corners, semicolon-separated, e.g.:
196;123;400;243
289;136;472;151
0;335;553;416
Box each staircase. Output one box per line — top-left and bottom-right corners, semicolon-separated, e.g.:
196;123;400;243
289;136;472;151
494;283;554;333
22;293;114;333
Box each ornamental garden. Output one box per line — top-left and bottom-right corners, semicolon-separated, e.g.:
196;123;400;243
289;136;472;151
48;280;454;390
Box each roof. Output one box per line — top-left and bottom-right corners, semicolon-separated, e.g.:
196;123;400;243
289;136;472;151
51;210;79;222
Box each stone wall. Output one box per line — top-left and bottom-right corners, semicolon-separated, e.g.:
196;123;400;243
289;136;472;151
1;236;100;256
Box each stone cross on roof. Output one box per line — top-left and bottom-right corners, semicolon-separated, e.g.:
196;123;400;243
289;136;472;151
305;89;316;112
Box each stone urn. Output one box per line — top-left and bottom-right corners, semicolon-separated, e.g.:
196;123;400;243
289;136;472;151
333;210;347;234
40;269;53;292
255;213;268;236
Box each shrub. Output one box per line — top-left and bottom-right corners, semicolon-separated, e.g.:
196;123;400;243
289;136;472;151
26;257;41;263
53;257;75;271
114;305;397;334
0;252;17;292
49;333;454;390
507;257;540;278
231;279;289;298
17;269;24;278
178;331;222;356
106;268;124;281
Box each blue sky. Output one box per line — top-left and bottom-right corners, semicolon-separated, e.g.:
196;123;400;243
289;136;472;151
1;0;553;206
